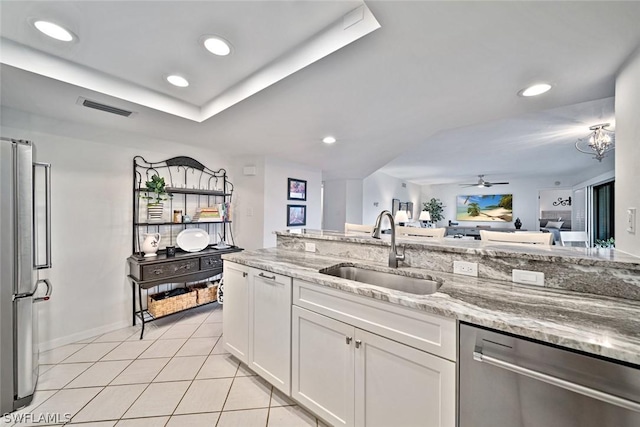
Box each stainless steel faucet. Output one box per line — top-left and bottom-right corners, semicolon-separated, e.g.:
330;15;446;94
371;210;405;268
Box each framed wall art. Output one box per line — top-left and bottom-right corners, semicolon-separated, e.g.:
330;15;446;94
287;204;307;226
456;194;513;222
288;178;307;201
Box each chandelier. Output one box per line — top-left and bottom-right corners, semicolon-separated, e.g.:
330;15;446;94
575;123;615;162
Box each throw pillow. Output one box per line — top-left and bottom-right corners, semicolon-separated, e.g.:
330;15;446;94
546;221;564;229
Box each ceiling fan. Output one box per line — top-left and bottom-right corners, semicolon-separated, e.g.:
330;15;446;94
459;175;509;188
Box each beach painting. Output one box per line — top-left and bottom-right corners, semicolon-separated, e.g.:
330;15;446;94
456;194;513;222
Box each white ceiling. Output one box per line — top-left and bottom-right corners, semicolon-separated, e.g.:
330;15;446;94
1;1;639;182
380;97;616;186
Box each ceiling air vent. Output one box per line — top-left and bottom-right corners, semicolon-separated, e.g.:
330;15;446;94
76;97;136;117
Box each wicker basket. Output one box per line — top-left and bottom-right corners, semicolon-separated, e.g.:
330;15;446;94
147;288;197;318
189;283;218;305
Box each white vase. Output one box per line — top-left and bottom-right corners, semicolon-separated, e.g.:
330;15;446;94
142;233;161;257
147;203;163;222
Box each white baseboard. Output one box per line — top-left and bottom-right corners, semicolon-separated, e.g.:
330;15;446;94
39;319;132;352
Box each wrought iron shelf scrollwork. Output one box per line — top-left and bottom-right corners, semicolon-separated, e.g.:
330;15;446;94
132;155;235;255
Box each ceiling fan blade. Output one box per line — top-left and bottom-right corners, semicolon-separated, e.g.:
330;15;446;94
489;182;510;185
459;184;478;187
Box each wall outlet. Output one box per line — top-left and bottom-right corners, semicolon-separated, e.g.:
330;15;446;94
512;269;544;287
304;242;316;253
453;261;478;277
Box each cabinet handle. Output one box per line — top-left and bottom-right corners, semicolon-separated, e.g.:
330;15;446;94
473;350;640;413
355;340;362;349
258;272;276;280
153;269;164;275
242;272;248;277
346;336;353;344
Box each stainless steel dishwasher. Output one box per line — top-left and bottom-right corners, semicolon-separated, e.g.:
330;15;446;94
459;323;640;427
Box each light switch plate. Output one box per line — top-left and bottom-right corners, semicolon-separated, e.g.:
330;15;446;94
304;242;316;253
453;261;478;277
512;269;544;287
627;208;636;234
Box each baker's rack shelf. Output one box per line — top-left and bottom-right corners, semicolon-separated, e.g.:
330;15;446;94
129;155;242;339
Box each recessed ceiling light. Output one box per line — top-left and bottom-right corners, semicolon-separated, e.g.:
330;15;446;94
203;36;232;56
322;136;337;144
33;20;74;42
519;83;552;97
166;75;189;87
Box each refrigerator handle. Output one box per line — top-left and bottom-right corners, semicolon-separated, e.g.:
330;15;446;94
13;278;52;301
33;162;52;270
33;278;53;303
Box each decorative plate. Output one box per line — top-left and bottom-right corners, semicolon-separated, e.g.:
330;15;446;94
176;229;209;252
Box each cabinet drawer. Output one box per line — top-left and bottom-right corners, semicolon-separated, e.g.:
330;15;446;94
142;259;199;281
293;279;456;361
201;255;223;270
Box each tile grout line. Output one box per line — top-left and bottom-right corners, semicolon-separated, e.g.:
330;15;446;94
265;385;274;427
214;359;241;427
66;322;174;424
27;305;225;427
118;310;210;425
117;318;201;423
41;341;90;365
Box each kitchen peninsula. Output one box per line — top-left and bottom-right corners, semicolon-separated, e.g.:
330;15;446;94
221;229;640;427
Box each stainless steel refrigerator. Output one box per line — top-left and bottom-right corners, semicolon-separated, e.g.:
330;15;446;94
1;137;52;414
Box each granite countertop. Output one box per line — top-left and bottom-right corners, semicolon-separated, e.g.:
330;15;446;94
275;230;640;270
222;247;640;366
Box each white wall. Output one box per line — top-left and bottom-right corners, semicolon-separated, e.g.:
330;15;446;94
422;177;579;230
345;180;363;224
362;171;421;224
539;189;572;212
615;47;640;256
263;156;322;247
322;179;364;231
1;116;230;350
322;179;348;231
228;156;265;251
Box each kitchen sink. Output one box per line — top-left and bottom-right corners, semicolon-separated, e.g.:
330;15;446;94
320;265;442;295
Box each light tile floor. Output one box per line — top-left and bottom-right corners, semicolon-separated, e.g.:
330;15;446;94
4;304;326;427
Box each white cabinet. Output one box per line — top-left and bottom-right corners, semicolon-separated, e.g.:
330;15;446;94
223;262;292;393
292;306;456;427
222;262;250;363
292;306;355;427
355;329;455;427
249;269;292;394
293;279;457;361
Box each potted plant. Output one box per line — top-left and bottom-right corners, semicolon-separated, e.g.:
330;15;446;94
141;174;170;221
422;198;445;227
594;237;615;249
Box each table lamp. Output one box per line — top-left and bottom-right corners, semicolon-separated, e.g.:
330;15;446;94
419;211;431;227
394;210;409;226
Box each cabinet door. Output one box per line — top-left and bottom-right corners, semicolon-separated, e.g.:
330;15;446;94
249;269;292;394
292;306;355;427
354;329;456;427
222;262;249;364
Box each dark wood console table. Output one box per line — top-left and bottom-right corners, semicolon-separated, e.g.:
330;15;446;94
128;246;242;339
